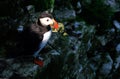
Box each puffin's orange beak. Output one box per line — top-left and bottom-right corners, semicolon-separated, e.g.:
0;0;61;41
52;19;59;30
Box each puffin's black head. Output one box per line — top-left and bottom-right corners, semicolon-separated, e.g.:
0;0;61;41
37;12;59;30
39;12;53;19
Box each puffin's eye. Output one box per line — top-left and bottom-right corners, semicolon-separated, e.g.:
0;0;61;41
46;19;49;22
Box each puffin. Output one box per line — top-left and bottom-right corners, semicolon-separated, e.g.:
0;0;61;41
16;12;59;67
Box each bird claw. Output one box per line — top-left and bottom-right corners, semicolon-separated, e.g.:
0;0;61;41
34;55;44;67
34;58;44;67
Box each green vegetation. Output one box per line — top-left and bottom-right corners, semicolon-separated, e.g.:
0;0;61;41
34;0;55;11
80;0;115;34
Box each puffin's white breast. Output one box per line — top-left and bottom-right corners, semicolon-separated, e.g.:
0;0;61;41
40;30;52;49
33;30;52;57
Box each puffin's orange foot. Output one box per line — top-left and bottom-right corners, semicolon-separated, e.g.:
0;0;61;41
34;58;44;67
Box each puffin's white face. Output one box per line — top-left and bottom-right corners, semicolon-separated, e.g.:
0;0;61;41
39;17;54;26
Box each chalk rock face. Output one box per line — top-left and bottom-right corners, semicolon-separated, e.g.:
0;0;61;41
99;55;113;75
54;8;76;21
116;43;120;54
0;57;39;79
104;0;120;11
